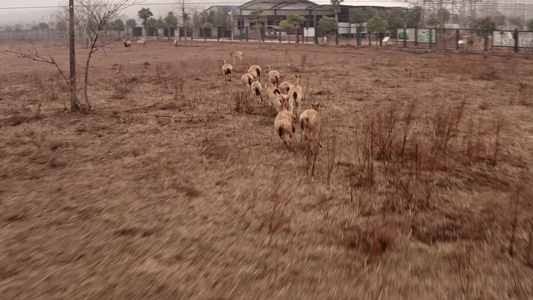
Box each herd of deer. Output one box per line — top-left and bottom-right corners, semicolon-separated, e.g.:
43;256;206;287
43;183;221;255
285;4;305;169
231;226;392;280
223;51;323;151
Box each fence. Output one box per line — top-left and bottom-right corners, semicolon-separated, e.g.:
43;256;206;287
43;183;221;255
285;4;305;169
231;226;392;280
185;25;533;53
0;29;65;41
387;28;533;53
3;26;533;54
0;29;129;41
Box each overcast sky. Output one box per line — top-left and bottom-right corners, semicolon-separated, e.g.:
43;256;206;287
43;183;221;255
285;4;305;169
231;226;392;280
0;0;246;26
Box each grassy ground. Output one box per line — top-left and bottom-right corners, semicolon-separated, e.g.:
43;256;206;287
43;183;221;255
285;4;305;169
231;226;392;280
1;40;533;299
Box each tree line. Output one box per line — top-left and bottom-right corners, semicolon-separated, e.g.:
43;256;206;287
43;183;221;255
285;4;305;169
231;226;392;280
3;5;533;37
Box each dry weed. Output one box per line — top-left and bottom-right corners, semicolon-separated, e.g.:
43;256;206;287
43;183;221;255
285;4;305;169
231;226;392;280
111;83;130;100
260;179;294;245
432;100;466;157
343;223;396;265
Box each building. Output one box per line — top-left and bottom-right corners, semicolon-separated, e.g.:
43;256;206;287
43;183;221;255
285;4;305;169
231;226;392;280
235;0;411;37
199;0;411;40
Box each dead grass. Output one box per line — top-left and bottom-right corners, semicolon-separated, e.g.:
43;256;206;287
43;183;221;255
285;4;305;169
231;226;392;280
0;41;533;299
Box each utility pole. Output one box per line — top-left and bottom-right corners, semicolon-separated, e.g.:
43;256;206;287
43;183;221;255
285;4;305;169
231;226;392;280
69;0;78;111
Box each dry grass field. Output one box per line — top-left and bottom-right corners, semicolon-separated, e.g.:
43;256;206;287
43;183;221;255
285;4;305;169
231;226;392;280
1;40;533;299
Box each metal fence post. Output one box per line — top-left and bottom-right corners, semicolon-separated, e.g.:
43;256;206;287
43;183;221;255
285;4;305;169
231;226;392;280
357;29;361;46
379;32;383;47
313;10;318;44
245;26;249;42
348;23;351;46
336;31;339;45
403;26;407;48
514;29;519;53
429;28;433;49
279;30;282;43
297;28;300;44
456;29;460;50
414;26;418;47
484;34;488;51
239;9;243;41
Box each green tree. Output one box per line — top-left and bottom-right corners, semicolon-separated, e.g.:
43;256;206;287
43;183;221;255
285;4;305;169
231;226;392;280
288;13;306;28
200;21;212;39
201;22;212;29
365;7;380;19
407;6;422;27
205;10;215;24
331;0;344;21
279;20;293;32
213;7;234;31
427;15;440;27
137;8;153;27
110;19;125;32
366;15;388;33
146;17;157;28
471;17;496;37
527;19;533;31
318;16;339;34
387;8;406;34
349;8;368;27
164;11;178;28
280;13;306;43
164;11;178;40
250;7;267;39
436;8;450;27
349;7;381;32
493;13;506;29
155;17;166;29
32;23;49;30
151;17;165;39
56;21;67;32
125;18;137;27
192;11;202;35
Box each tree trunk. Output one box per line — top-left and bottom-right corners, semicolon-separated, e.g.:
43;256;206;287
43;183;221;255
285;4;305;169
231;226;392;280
83;34;98;110
69;0;78;112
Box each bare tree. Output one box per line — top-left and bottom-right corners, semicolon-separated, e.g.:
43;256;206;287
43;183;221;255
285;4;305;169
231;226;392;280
12;0;136;113
178;0;193;40
73;0;136;110
9;42;82;111
69;0;78;112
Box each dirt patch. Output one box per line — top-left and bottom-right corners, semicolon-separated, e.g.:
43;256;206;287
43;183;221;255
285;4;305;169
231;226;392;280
1;40;533;299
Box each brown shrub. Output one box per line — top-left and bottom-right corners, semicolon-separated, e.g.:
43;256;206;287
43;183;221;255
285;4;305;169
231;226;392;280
111;84;130;100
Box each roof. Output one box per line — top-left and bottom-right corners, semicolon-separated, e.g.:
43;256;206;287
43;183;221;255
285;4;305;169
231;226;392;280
313;0;411;8
202;5;241;14
239;0;412;10
239;0;329;11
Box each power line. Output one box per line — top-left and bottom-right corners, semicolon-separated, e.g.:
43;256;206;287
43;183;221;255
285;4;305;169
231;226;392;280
0;2;245;10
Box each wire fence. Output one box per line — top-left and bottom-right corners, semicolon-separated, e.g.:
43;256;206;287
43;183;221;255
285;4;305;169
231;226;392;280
2;26;533;54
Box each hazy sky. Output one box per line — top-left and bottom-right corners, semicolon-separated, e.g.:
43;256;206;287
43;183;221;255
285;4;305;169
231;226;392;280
0;0;246;26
